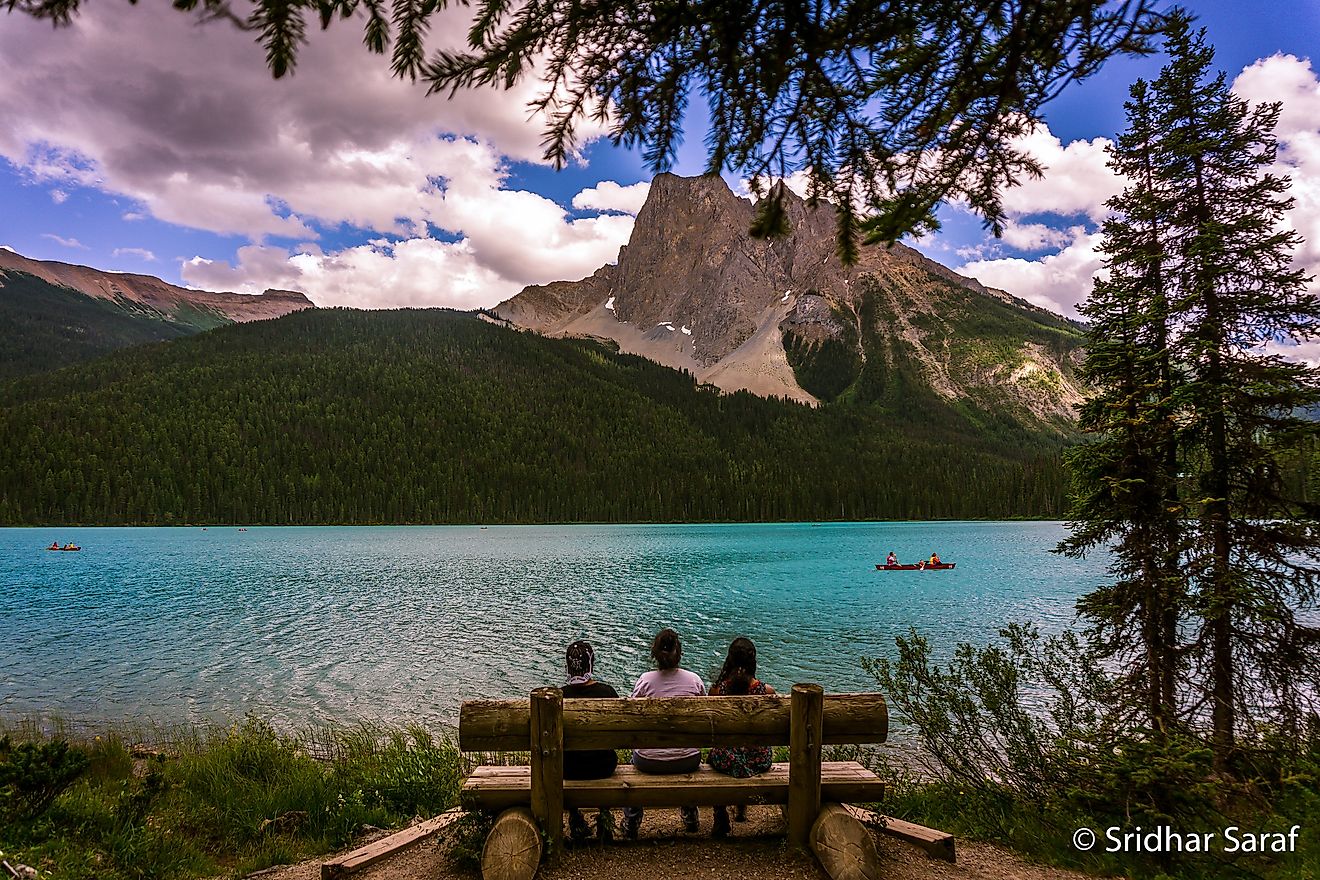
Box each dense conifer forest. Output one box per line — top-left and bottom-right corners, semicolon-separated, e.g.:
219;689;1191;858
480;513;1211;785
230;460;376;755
0;272;213;379
0;308;1072;524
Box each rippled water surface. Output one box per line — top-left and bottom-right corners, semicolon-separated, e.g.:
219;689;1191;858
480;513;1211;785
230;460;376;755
1;523;1107;728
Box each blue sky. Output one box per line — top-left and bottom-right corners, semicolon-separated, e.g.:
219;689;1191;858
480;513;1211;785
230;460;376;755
1;1;1318;316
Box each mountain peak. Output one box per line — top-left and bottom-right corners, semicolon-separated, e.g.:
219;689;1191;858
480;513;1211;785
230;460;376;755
495;173;1084;426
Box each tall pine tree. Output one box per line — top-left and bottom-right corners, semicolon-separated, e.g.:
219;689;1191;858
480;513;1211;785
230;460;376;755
1059;77;1185;738
1064;16;1320;767
1152;19;1320;764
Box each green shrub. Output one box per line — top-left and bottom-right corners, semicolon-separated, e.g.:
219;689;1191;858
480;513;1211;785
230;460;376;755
863;625;1319;879
0;734;91;820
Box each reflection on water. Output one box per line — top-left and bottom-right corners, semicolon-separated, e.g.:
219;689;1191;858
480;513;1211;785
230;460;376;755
1;523;1106;730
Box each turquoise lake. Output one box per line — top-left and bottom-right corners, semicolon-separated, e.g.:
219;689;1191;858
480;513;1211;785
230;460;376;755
1;523;1107;730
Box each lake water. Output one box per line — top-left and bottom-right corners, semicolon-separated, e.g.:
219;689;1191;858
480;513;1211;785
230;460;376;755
1;523;1107;732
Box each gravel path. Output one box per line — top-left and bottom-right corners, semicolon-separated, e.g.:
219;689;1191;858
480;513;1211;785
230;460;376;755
251;807;1108;880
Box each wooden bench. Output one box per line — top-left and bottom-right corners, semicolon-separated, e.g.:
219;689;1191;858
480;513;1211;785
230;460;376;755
459;683;889;880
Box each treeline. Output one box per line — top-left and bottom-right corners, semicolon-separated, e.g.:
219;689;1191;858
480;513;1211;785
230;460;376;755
0;308;1070;525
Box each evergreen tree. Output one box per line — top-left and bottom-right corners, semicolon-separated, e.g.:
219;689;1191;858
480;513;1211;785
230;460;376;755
1151;19;1320;764
1063;16;1320;768
1059;77;1185;738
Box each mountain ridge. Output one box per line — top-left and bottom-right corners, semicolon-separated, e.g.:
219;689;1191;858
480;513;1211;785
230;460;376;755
0;248;314;378
0;248;313;323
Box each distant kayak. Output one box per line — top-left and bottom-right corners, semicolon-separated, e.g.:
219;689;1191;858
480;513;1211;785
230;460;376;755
47;546;81;552
877;562;955;571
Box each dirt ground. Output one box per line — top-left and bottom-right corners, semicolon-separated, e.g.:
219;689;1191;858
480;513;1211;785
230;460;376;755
251;806;1108;880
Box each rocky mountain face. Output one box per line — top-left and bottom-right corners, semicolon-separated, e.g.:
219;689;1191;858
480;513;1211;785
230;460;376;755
494;173;1085;428
0;248;312;324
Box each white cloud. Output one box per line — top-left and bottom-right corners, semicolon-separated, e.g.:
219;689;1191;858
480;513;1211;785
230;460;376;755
959;229;1105;318
185;240;506;310
113;247;157;262
950;56;1320;322
1234;54;1320;288
1000;220;1078;252
49;189;68;204
0;3;629;307
1264;339;1320;366
40;233;87;249
999;126;1118;223
572;180;651;215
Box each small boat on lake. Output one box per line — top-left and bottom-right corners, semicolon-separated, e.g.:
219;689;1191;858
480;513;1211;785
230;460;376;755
877;562;955;571
47;543;81;551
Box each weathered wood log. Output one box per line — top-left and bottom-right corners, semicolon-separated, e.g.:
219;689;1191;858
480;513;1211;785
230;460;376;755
459;693;888;752
846;805;957;863
788;683;824;849
481;807;543;880
461;762;885;811
528;688;564;864
320;809;463;879
810;804;882;880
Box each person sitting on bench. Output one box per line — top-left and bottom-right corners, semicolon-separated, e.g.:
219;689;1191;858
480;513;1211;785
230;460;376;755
561;640;619;843
707;637;776;837
622;628;706;839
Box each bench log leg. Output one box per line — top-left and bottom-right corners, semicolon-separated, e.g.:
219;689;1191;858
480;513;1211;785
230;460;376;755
529;687;565;864
482;807;543;880
810;803;881;880
788;683;824;849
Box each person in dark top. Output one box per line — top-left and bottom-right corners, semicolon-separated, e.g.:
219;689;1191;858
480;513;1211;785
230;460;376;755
707;637;775;837
561;640;619;842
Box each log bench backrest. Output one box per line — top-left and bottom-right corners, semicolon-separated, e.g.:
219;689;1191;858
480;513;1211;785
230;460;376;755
458;684;888;864
459;692;889;751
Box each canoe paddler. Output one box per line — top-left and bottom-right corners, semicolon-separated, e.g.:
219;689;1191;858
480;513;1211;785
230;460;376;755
885;551;898;566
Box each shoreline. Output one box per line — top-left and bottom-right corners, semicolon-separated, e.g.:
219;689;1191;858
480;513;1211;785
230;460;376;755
1;517;1066;528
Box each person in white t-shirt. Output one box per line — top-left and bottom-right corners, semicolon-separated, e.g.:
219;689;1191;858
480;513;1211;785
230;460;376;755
622;627;706;839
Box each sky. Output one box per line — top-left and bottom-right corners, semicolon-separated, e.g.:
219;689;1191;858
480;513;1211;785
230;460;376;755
1;1;1319;319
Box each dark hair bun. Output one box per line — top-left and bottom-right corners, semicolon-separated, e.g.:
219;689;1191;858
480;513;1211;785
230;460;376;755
651;628;682;670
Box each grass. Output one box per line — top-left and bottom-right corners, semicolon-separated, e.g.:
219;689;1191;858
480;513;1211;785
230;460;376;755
0;717;466;880
9;717;1314;880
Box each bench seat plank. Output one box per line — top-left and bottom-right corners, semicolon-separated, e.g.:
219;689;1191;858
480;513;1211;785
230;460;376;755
461;761;884;811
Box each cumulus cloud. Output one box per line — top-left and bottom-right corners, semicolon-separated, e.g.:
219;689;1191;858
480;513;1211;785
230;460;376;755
0;4;631;307
572;180;651;214
960;229;1105;317
1000;220;1078;252
954;58;1320;319
180;161;637;305
1233;54;1320;286
41;233;87;249
998;127;1118;223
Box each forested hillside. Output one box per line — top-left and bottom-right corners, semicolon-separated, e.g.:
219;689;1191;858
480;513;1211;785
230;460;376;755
0;271;201;379
0;309;1071;524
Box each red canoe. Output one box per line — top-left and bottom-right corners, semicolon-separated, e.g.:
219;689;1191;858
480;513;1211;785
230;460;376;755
876;562;956;571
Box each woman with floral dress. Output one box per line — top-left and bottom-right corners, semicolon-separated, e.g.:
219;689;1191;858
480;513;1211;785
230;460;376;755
707;637;775;837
